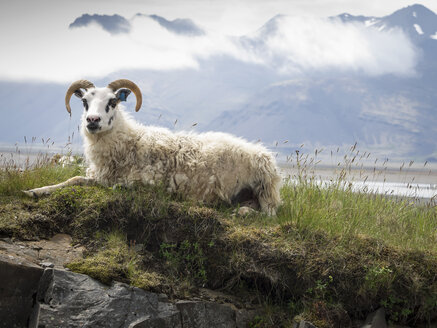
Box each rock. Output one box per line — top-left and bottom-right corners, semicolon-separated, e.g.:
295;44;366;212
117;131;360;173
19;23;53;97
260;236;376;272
176;300;237;328
236;309;258;328
0;237;12;244
37;269;181;328
39;262;54;268
0;233;84;269
293;321;319;328
362;308;387;328
133;243;144;253
0;254;44;328
0;247;252;328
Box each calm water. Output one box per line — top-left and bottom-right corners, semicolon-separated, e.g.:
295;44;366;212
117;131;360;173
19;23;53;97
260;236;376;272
280;165;437;203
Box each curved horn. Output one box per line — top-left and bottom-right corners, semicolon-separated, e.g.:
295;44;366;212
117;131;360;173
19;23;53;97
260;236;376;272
107;79;142;112
65;80;95;115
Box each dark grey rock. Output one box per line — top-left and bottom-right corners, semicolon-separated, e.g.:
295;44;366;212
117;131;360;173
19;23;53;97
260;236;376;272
236;309;258;328
0;253;248;328
128;312;181;328
176;300;237;328
37;269;180;328
362;308;387;328
0;255;44;328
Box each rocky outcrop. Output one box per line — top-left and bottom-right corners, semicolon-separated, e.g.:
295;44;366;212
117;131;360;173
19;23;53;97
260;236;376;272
0;234;85;269
176;300;236;328
0;251;251;328
0;254;43;328
37;268;182;328
292;321;318;328
361;308;387;328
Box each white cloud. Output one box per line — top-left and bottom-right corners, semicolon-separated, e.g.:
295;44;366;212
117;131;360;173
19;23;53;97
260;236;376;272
0;13;419;82
0;16;244;82
246;16;419;76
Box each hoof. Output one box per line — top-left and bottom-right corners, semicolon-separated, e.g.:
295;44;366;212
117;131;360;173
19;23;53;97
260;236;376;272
22;190;37;198
234;206;256;217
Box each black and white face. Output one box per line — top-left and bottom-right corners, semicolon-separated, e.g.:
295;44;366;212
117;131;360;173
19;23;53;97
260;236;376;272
74;87;131;134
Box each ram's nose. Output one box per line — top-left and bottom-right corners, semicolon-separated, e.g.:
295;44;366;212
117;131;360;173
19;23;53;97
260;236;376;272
86;115;101;123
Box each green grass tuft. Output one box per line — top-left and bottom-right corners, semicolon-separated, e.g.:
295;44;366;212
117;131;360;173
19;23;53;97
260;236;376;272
0;164;84;198
278;178;437;253
67;231;162;290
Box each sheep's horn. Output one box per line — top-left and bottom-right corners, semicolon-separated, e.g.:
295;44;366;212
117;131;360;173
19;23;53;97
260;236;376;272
107;79;142;112
65;80;95;115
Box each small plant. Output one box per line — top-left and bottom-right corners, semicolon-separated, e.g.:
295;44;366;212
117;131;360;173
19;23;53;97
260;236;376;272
306;275;333;301
381;295;411;323
363;265;394;297
160;239;209;284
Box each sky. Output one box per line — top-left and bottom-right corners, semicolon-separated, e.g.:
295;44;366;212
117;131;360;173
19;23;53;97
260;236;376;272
0;0;434;82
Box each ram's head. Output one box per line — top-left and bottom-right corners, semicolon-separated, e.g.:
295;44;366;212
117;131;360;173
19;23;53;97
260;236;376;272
65;79;142;134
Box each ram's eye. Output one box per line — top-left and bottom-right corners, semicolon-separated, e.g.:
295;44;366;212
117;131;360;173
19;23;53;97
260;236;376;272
82;99;88;111
106;98;117;113
109;98;117;107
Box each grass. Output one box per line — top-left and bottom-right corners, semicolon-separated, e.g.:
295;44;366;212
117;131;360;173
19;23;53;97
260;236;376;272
66;231;163;290
0;149;85;198
278;178;437;253
0;147;436;327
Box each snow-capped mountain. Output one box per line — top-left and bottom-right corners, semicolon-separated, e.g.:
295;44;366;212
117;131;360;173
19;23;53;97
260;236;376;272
336;4;437;40
1;4;436;162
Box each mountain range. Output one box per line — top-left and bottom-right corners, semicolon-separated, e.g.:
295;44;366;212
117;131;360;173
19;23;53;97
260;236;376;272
69;13;205;36
1;4;436;162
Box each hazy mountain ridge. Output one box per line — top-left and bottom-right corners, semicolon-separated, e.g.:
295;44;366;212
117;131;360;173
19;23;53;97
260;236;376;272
69;14;131;34
207;4;437;160
69;13;205;36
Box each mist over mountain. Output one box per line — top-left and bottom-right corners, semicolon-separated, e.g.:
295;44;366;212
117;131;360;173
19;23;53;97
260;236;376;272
2;4;436;162
210;4;437;161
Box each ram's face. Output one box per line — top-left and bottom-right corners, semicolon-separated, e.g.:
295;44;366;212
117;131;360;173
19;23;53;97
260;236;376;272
65;79;142;133
76;87;131;135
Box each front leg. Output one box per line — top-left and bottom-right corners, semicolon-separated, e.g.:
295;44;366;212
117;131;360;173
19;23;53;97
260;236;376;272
23;176;96;198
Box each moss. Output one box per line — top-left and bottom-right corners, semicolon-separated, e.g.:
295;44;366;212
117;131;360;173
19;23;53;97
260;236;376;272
66;231;163;290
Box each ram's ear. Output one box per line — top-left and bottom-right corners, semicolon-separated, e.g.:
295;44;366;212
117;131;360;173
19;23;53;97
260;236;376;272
74;89;84;98
116;89;131;102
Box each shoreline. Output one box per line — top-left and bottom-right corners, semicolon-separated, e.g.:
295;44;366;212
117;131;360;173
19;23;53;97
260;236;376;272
2;150;436;203
278;163;437;184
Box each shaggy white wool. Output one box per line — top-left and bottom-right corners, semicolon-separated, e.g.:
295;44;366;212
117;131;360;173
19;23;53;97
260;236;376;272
83;108;281;215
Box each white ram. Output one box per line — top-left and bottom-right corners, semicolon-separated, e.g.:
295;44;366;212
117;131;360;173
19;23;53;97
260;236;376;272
25;79;281;215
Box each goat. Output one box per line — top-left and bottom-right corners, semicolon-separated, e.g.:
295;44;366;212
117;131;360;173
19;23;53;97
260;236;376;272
24;79;282;215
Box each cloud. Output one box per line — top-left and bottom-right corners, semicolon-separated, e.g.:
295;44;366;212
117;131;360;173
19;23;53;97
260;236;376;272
0;16;240;82
0;13;419;83
244;16;419;76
